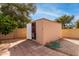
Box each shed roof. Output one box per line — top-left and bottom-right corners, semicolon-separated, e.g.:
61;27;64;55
31;18;61;24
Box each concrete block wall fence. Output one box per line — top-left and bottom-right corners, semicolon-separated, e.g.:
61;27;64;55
0;28;27;40
62;29;79;39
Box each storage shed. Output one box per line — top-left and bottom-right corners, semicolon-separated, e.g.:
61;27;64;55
27;18;62;45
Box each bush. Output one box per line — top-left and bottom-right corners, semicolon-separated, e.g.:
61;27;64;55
0;14;18;35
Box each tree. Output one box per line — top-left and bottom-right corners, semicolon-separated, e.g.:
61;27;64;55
76;20;79;28
0;3;36;28
0;14;18;35
0;3;36;35
55;15;74;29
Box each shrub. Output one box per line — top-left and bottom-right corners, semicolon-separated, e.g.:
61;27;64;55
0;14;18;35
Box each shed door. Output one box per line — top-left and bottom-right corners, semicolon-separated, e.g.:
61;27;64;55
32;22;36;40
27;23;32;39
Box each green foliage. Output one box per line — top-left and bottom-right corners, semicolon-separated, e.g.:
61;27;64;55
0;3;36;35
55;15;74;29
76;20;79;28
0;14;18;35
0;3;36;28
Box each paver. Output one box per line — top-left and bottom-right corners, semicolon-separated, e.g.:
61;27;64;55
0;39;68;56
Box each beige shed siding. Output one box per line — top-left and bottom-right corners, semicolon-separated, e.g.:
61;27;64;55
35;19;62;45
36;20;44;44
43;20;62;45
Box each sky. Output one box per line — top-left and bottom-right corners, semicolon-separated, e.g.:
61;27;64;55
30;3;79;22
